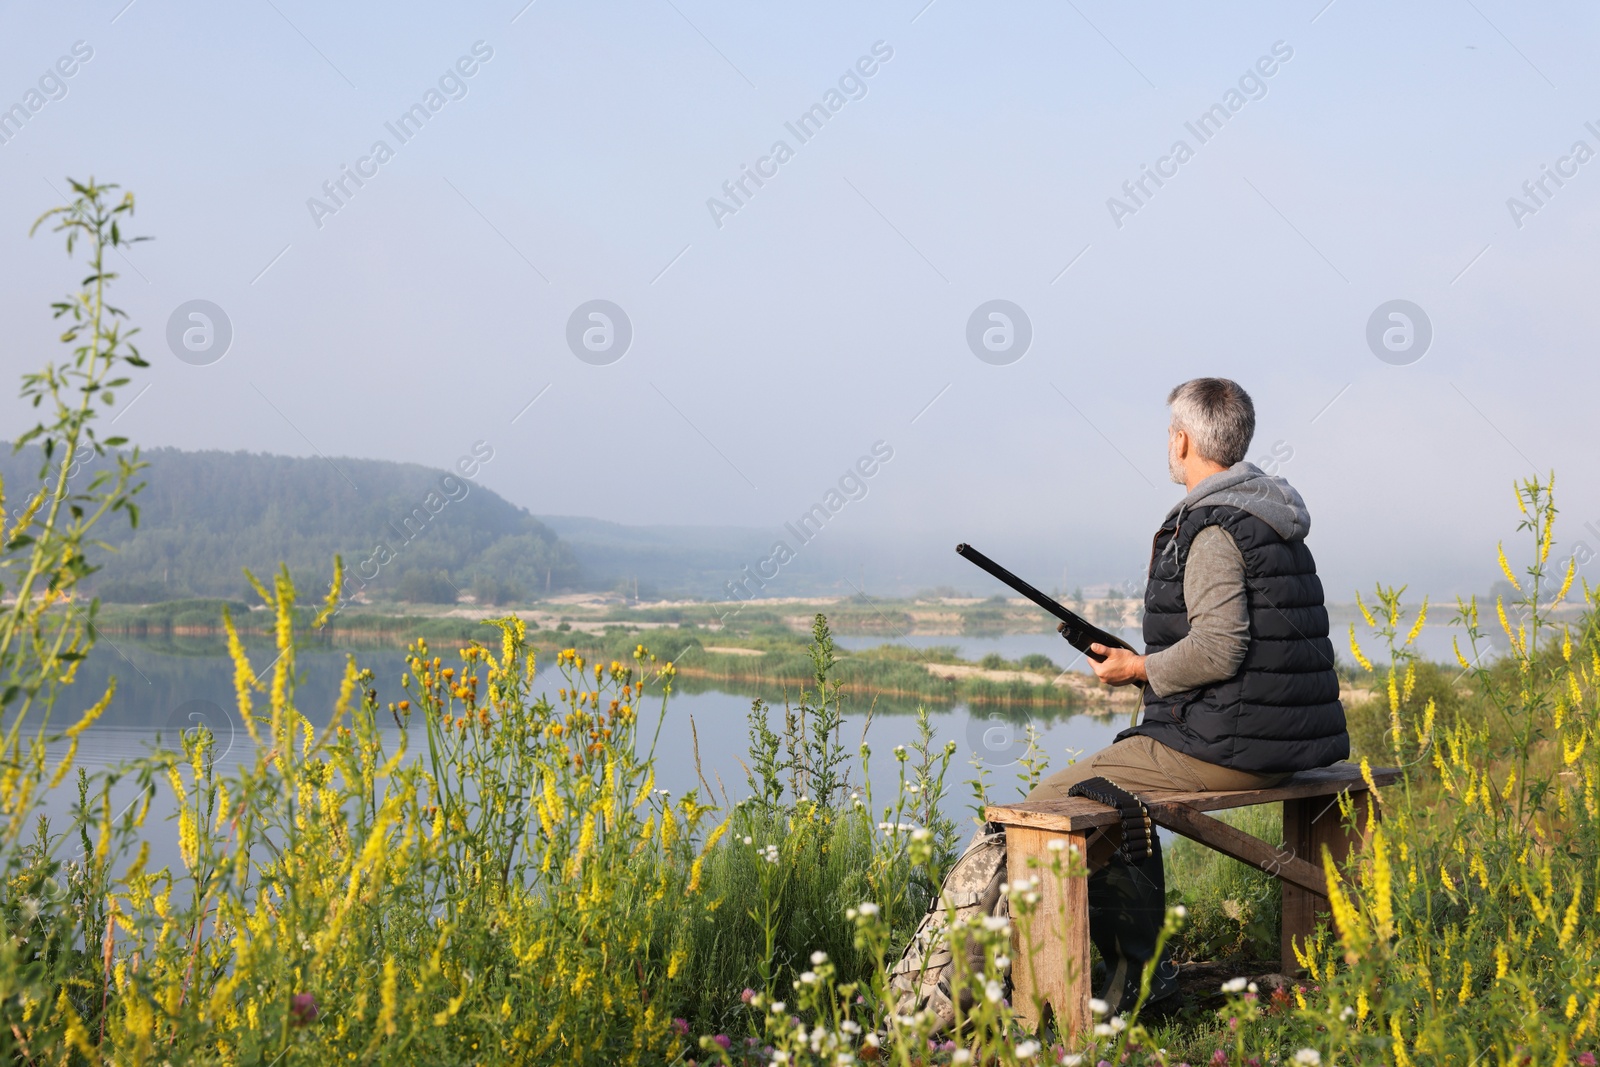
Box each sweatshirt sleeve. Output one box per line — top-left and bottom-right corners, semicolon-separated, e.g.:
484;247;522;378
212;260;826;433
1143;525;1250;698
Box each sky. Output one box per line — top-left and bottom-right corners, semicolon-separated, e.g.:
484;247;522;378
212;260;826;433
3;0;1599;602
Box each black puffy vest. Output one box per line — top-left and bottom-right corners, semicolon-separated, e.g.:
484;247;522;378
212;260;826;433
1117;504;1349;773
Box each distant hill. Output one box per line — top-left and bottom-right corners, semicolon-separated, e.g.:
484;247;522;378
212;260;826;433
0;446;986;606
0;445;577;604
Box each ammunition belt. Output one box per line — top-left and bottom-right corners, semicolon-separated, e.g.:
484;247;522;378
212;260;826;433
1065;775;1154;863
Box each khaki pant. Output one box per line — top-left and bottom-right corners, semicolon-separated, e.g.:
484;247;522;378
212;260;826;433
1027;733;1289;804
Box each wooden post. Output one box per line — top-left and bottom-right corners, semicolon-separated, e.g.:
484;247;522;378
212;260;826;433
1007;826;1091;1040
1281;790;1374;974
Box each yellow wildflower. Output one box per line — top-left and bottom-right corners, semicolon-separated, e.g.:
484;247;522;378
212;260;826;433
1356;590;1376;627
378;957;398;1035
1560;876;1584;948
1390;1015;1413;1067
48;738;79;790
55;990;94;1058
222;609;262;743
1349;627;1373;672
1369;822;1394;941
1470;853;1489;889
1361;757;1379;800
1405;598;1428;645
1322;846;1362;957
1498;543;1520;591
1557;559;1577;605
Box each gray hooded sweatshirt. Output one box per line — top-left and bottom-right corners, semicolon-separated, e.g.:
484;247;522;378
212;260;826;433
1143;462;1313;698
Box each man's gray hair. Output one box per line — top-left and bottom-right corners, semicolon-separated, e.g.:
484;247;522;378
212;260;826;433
1168;378;1255;467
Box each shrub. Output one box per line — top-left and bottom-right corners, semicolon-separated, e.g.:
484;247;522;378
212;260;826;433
394;568;459;604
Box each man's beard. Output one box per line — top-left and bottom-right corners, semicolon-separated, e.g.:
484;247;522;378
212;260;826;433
1168;441;1186;485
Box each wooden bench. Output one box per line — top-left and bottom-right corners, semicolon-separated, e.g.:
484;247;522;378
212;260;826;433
984;762;1400;1038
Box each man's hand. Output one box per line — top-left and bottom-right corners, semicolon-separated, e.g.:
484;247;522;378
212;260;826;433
1089;645;1147;687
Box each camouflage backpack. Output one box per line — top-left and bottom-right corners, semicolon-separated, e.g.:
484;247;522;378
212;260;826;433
887;824;1009;1031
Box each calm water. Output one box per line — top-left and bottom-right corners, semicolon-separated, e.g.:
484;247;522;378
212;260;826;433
34;637;1129;874
36;620;1481;875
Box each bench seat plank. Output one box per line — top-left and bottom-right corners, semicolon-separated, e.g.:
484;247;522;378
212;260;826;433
984;763;1400;833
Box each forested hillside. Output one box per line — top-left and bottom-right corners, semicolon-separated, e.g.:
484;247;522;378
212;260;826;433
0;445;577;603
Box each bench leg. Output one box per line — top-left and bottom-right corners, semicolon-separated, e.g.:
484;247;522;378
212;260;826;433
1281;792;1374;974
1008;827;1091;1041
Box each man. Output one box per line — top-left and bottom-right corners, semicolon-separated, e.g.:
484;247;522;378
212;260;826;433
1031;376;1348;1014
891;378;1348;1026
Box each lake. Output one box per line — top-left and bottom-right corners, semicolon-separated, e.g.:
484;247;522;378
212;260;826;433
34;636;1131;875
35;618;1483;876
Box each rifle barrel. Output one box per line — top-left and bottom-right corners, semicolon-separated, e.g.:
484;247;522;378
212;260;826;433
954;543;1075;626
954;542;1136;658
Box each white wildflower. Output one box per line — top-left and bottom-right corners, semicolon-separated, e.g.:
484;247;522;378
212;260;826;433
1088;997;1110;1017
811;950;828;965
1047;838;1067;853
1222;976;1248;993
1015;1040;1040;1059
1093;1023;1113;1037
952;1051;973;1065
800;971;817;985
857;901;879;916
995;954;1010;970
985;979;1003;1003
1109;1015;1126;1032
1293;1051;1322;1066
771;1001;786;1013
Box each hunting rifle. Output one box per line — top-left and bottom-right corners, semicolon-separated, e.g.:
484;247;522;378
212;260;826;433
954;543;1136;664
